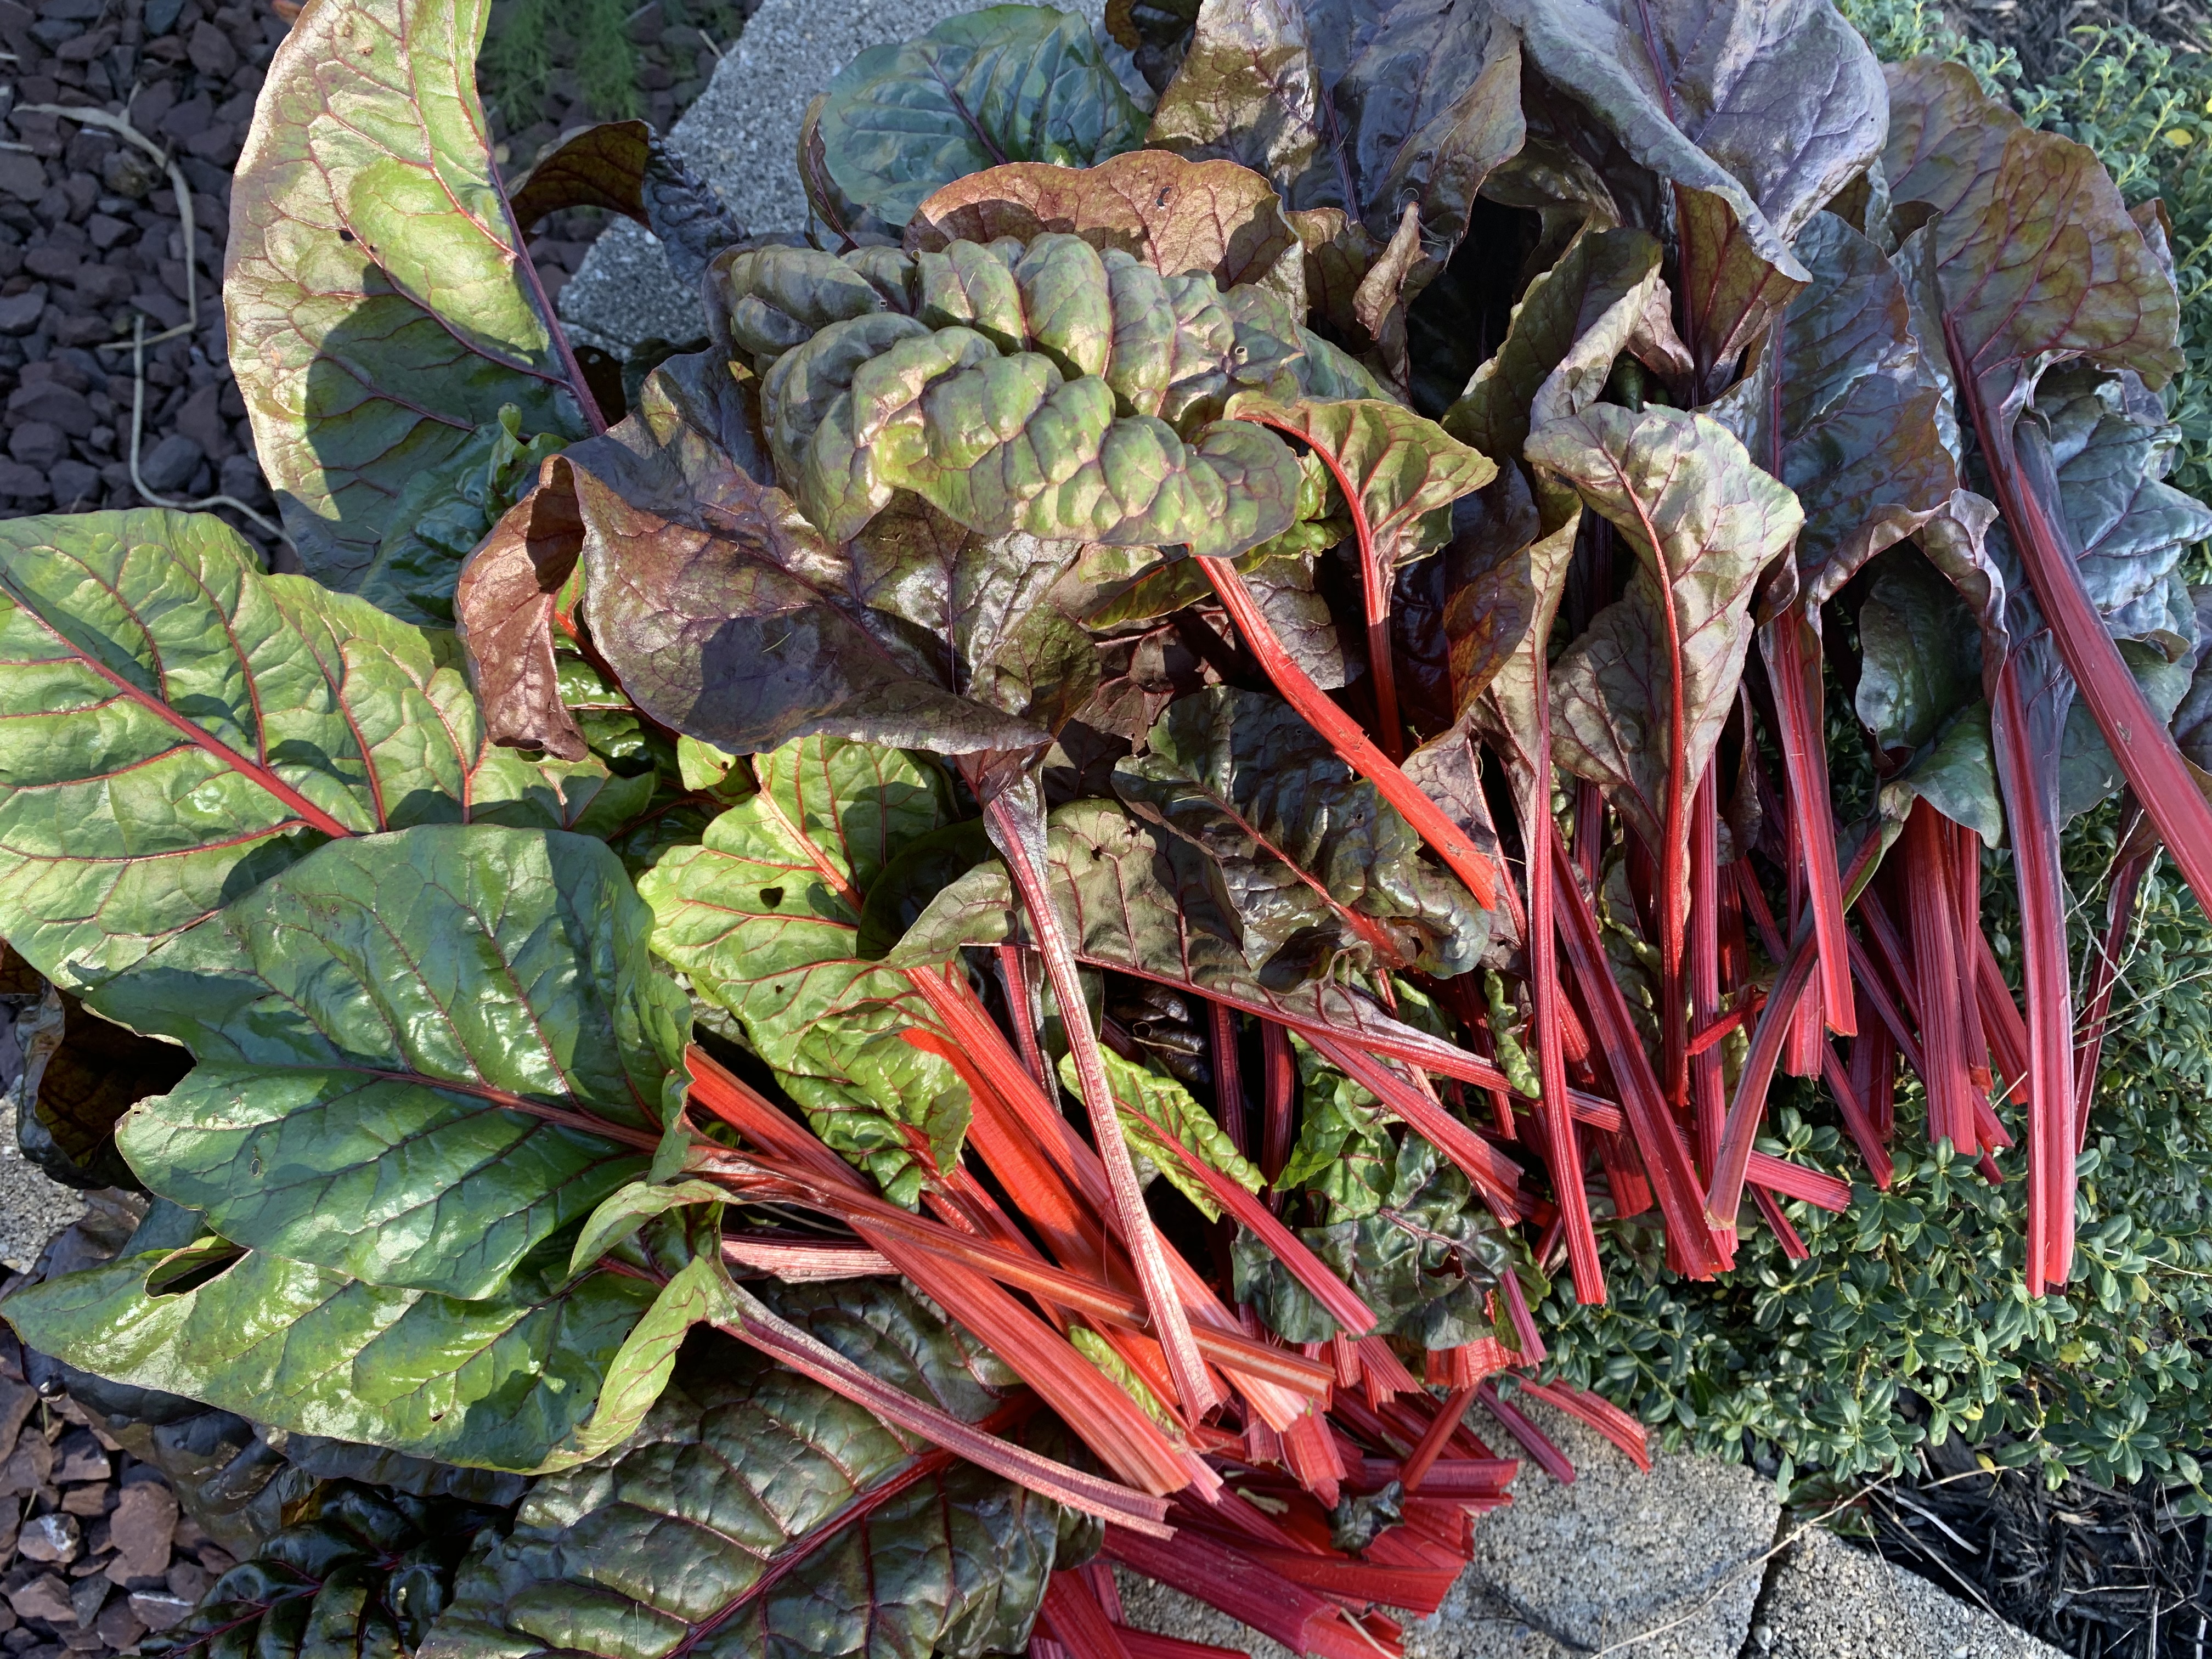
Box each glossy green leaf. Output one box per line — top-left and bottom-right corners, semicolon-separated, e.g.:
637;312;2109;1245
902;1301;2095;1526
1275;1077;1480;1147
92;826;685;1302
638;736;973;1205
744;233;1307;555
816;5;1146;229
356;406;567;628
0;509;631;995
1702;211;1957;609
1855;548;1984;759
2170;584;2212;792
568;1179;728;1276
1064;1045;1260;1221
1273;1037;1395;1221
1497;0;1883;384
2;1239;664;1473
423;1284;1082;1659
148;1481;503;1659
1149;0;1526;252
227;0;591;587
1533;404;1802;904
1113;685;1489;977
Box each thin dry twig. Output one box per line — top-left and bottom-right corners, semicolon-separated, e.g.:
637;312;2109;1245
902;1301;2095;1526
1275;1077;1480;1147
18;102;199;348
126;316;288;545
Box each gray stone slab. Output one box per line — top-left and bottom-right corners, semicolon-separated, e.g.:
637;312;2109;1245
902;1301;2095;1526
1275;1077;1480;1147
1752;1528;2068;1659
0;1101;83;1273
1112;1398;1778;1659
556;0;1108;355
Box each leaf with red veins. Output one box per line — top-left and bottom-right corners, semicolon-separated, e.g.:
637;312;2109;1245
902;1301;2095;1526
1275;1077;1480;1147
1497;0;1885;385
227;0;595;588
0;509;619;994
1532;404;1801;942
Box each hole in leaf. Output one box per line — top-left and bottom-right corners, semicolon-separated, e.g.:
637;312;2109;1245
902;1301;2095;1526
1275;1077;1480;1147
759;887;785;909
144;1237;247;1297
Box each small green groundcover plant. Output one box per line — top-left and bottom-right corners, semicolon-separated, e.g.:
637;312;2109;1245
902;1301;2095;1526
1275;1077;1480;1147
0;0;2209;1651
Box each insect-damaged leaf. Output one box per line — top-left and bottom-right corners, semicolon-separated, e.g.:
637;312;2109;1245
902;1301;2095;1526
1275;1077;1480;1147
0;510;630;995
1703;211;1957;610
731;233;1306;555
906;150;1307;310
815;4;1146;228
638;736;977;1205
1534;404;1801;912
1497;0;1886;386
422;1285;1083;1659
153;1480;502;1659
225;0;591;588
91;826;686;1302
1148;0;1526;253
1113;686;1490;977
455;353;1090;762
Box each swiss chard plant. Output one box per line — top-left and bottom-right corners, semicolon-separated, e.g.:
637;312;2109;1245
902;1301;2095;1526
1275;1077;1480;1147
0;0;2205;1651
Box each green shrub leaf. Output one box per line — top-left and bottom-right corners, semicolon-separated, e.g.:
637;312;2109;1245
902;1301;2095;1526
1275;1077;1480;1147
227;0;592;587
816;5;1147;228
94;825;686;1301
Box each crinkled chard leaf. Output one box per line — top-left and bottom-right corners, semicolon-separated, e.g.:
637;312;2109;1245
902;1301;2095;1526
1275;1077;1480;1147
13;984;191;1191
456;353;1085;761
0;510;629;994
87;825;687;1303
1235;1133;1513;1347
906;149;1306;309
1114;686;1489;977
816;5;1147;228
150;1481;501;1659
1149;0;1526;254
226;0;592;587
1533;404;1801;905
423;1285;1083;1659
1497;0;1886;385
731;232;1307;555
1854;548;2004;845
639;736;977;1205
1702;211;1957;608
505;119;744;287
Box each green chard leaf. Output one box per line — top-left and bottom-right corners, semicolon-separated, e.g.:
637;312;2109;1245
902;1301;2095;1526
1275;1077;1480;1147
1854;549;2005;846
1064;1043;1261;1221
1273;1038;1395;1221
227;0;592;587
1149;0;1526;254
422;1285;1081;1659
1496;0;1886;384
815;5;1147;228
731;232;1307;555
0;509;632;994
1113;685;1490;977
1533;404;1802;910
638;736;976;1205
2171;585;2212;793
91;825;689;1302
2;1233;666;1475
150;1480;503;1659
